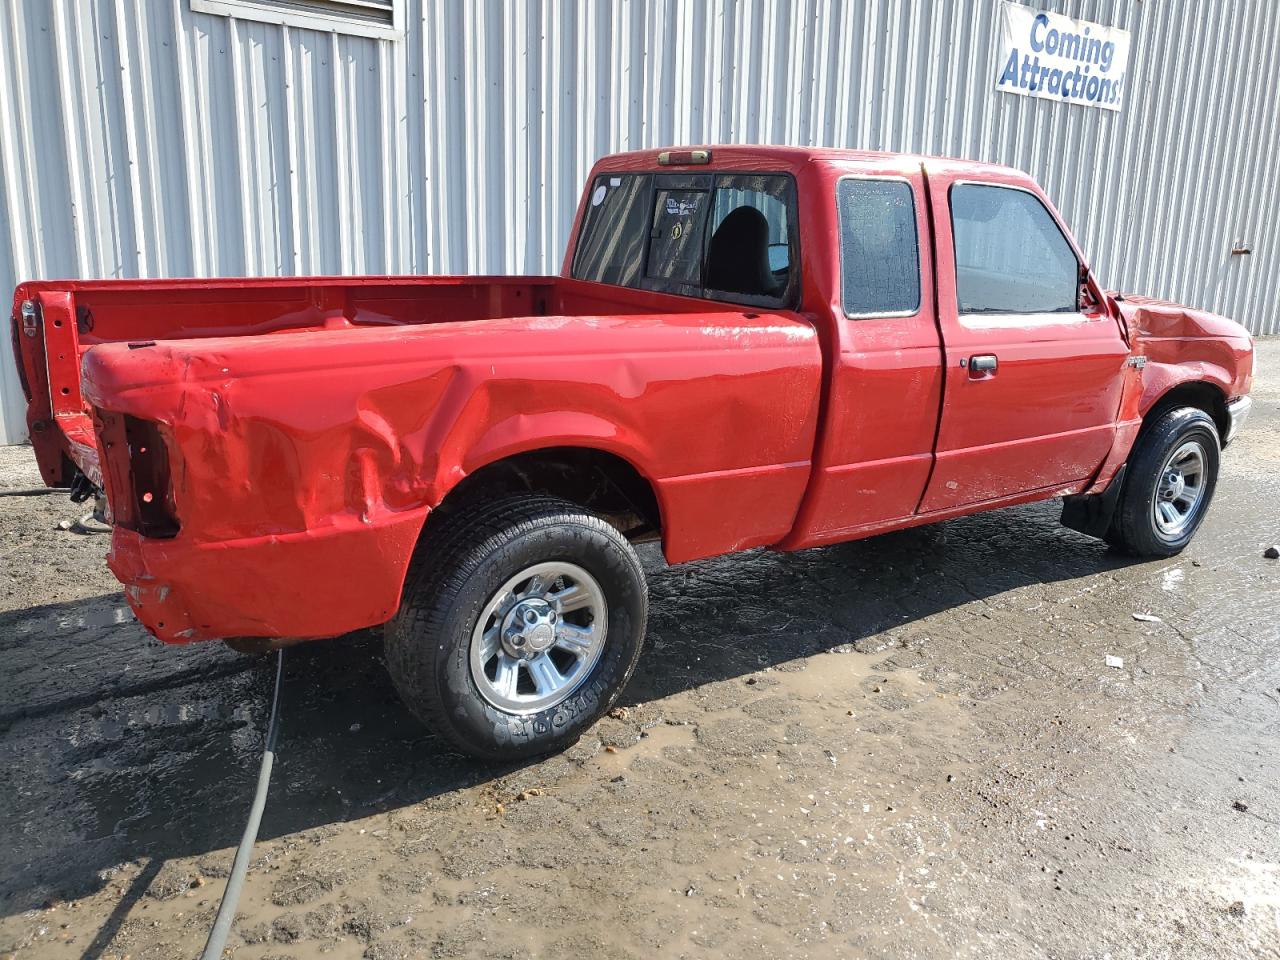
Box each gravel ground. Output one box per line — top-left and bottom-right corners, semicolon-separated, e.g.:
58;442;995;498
1;339;1278;960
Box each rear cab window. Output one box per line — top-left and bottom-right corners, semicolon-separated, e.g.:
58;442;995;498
950;183;1079;314
572;172;799;309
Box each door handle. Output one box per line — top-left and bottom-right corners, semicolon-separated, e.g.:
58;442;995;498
966;354;998;377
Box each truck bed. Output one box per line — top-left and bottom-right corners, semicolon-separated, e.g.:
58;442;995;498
29;274;819;643
10;275;718;489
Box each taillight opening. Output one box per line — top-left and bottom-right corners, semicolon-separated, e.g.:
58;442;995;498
98;412;180;538
128;417;179;538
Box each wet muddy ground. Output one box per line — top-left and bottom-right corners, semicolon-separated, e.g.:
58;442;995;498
2;339;1278;960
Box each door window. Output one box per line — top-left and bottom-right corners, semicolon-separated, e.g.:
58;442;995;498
950;184;1079;314
837;178;920;316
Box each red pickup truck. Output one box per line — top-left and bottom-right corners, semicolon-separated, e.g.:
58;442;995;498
11;146;1255;758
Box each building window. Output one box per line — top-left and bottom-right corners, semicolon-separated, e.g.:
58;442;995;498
189;0;403;41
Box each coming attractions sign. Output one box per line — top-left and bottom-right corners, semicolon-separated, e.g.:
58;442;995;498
994;1;1131;112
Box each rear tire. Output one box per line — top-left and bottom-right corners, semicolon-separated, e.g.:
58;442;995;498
1107;407;1220;557
385;495;648;761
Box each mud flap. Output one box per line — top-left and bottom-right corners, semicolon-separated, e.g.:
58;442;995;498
1060;464;1127;540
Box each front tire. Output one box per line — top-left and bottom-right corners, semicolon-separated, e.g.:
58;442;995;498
385;495;648;761
1107;407;1220;557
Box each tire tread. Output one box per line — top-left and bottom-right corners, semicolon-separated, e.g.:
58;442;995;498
1107;406;1219;558
385;495;646;759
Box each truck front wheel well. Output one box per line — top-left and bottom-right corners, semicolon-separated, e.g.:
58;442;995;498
1142;382;1229;440
431;448;662;543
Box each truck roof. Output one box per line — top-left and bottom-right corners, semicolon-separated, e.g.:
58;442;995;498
593;144;1025;180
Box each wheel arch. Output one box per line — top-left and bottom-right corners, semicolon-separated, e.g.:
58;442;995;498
429;445;664;546
1065;378;1227;540
1140;379;1229;440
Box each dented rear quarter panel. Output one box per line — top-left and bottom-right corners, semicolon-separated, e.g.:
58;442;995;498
82;307;822;641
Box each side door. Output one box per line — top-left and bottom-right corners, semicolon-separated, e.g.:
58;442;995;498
783;161;944;548
919;170;1129;513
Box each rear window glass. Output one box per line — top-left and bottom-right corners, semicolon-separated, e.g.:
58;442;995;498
951;184;1078;314
570;175;652;288
705;175;794;299
837;178;920;316
647;187;710;285
571;172;798;308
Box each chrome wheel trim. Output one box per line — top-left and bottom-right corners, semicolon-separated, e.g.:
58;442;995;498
1152;439;1208;539
469;561;608;715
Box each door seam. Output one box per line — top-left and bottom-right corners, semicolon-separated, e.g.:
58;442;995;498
913;160;948;516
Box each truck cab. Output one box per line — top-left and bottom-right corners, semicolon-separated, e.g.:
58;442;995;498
569;147;1250;548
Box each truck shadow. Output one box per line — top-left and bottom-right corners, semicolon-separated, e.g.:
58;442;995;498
0;499;1137;925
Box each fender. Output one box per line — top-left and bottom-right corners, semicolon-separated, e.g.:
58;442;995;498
1137;360;1234;420
1079;365;1232;499
443;411;659;502
440;413;669;532
1079;292;1252;498
435;410;807;566
1119;293;1253;411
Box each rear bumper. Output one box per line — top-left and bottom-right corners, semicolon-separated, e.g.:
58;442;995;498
1224;396;1252;446
108;507;428;644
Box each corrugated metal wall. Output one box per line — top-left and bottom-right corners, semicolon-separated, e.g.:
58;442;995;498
2;0;1278;444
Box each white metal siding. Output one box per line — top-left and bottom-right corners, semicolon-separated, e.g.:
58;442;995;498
1;0;1277;444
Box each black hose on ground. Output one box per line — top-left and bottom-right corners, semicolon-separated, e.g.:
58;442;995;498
0;487;59;497
199;649;284;960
